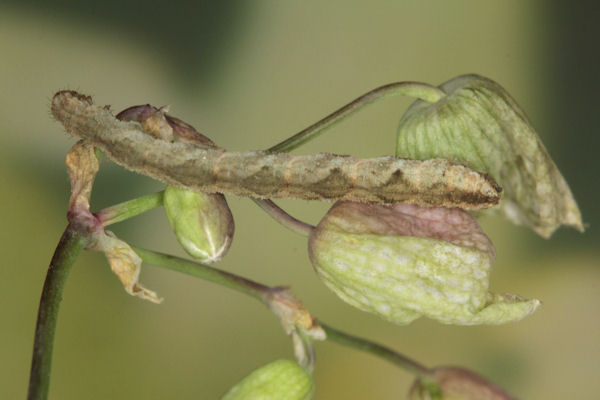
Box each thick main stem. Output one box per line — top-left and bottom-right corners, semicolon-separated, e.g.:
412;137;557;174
28;227;87;400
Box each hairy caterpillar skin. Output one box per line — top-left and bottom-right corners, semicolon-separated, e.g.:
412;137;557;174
51;90;501;210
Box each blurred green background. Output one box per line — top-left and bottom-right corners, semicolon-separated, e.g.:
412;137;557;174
1;1;598;399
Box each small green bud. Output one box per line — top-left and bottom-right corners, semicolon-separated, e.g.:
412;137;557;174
308;201;540;325
396;74;583;238
163;186;234;262
409;367;515;400
221;359;315;400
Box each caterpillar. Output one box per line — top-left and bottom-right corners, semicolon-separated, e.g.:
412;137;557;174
51;90;501;210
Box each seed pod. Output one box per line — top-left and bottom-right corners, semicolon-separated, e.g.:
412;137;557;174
409;367;515;400
163;186;234;262
221;359;315;400
308;201;540;325
396;74;583;238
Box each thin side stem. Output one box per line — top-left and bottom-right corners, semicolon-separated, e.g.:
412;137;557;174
28;226;87;400
132;246;438;388
132;247;271;302
254;82;445;234
252;199;314;236
318;322;434;382
268;82;445;153
95;190;165;226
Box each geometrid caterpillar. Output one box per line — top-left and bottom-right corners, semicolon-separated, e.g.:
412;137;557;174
51;90;501;210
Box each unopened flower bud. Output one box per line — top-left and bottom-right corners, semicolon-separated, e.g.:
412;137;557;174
396;74;583;238
308;201;540;325
163;186;234;263
221;359;315;400
409;367;515;400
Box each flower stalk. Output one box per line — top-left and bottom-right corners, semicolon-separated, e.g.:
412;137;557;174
95;191;165;226
131;246;270;302
318;322;434;382
27;226;88;400
267;81;445;153
133;245;441;393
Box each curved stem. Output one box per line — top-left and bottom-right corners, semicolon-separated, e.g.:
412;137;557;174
268;81;444;153
132;247;271;302
318;322;434;382
95;190;165;226
133;246;438;389
28;226;87;400
253;82;445;230
252;199;314;236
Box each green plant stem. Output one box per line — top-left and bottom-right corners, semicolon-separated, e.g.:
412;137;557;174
133;246;438;389
132;247;270;302
252;199;314;236
28;226;87;400
95;190;165;226
318;322;434;381
268;81;445;153
28;82;446;400
253;81;445;231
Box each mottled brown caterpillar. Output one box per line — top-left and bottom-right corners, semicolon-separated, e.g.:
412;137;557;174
51;90;501;210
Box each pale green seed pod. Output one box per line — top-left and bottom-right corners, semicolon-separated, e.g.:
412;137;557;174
221;359;315;400
396;74;583;238
164;186;234;262
308;201;540;325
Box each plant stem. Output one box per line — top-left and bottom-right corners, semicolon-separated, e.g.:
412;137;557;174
95;190;165;226
252;199;314;236
268;81;445;153
318;322;434;382
133;246;438;389
253;82;445;235
132;247;271;302
28;226;87;400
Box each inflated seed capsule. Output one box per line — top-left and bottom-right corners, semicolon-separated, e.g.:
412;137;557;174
221;359;315;400
308;201;540;325
396;74;583;238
